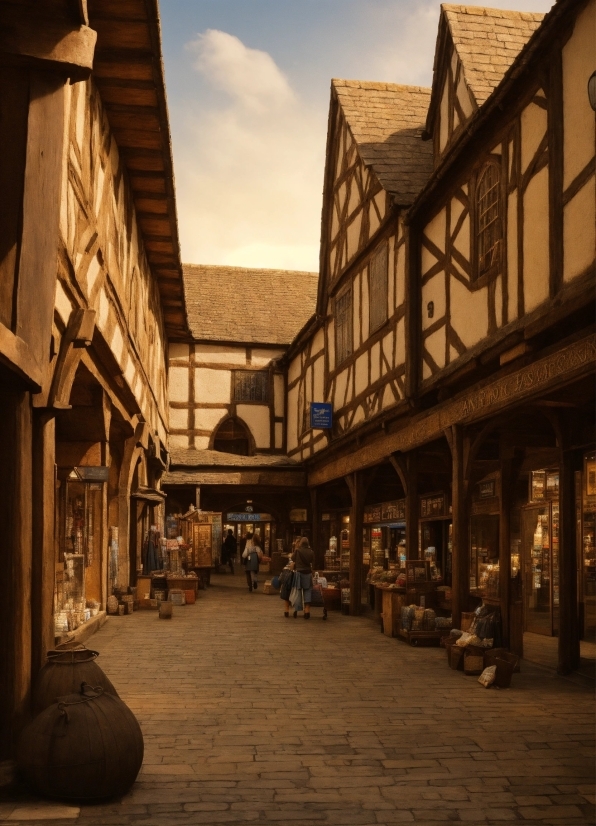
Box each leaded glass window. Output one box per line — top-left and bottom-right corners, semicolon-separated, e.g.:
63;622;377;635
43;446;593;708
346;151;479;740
476;162;501;277
369;243;389;334
233;370;269;403
335;286;353;365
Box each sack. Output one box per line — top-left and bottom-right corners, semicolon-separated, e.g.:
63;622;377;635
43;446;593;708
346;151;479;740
289;583;303;611
279;569;294;600
478;665;497;688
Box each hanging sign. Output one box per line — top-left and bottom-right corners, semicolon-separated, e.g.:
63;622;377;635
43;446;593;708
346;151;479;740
72;466;109;482
290;509;308;523
310;402;333;429
227;512;272;522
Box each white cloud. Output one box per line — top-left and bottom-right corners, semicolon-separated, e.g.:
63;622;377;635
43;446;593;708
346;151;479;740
176;31;323;271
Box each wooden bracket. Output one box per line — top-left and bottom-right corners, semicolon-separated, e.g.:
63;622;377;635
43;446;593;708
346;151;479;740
45;308;96;409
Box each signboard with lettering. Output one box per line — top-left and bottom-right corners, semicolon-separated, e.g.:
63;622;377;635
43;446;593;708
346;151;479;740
226;513;272;522
74;466;109;482
420;493;447;519
363;499;406;524
289;509;308;523
310;402;333;430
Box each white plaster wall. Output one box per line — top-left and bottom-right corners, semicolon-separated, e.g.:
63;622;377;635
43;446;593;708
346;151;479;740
169;366;189;403
169;434;189;449
421;273;446;331
195;344;247;366
562;0;596;189
312;328;325;355
169;407;188;430
195;408;228;432
252;348;284;367
169;342;189;360
355;353;368;396
523;166;550;313
288;355;301;385
237;404;270;449
507;192;518;322
370;341;381;384
195;368;231;404
313;357;325;403
287;387;298;451
334;369;348;409
425;327;446;372
274;374;285;417
275;422;283;449
450;278;488;349
395;319;405;367
564;181;595;281
521;99;547;174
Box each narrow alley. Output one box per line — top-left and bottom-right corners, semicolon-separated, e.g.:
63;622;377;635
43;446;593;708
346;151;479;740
1;575;593;826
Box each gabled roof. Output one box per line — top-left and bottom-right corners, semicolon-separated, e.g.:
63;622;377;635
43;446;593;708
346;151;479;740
183;264;319;346
332;80;433;205
88;0;188;338
427;4;545;133
444;4;545;104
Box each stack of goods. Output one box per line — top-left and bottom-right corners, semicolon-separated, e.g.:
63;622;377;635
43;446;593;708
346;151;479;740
324;549;340;571
435;616;452;630
168;589;185;606
366;567;403;588
401;605;414;631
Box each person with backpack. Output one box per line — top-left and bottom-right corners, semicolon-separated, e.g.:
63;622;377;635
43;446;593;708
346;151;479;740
242;533;263;591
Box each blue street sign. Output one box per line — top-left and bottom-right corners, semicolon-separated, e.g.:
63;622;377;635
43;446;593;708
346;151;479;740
310;402;333;430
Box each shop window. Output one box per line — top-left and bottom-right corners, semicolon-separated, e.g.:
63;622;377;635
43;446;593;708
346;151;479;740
233;370;269;403
213;417;251;456
369;243;388;334
335;285;353;365
475;161;501;279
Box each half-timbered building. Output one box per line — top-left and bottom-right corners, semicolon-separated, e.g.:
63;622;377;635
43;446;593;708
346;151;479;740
0;0;187;765
162;264;317;556
282;0;595;675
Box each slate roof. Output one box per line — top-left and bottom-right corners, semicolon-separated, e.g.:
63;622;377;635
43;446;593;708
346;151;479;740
441;4;545;106
183;264;319;345
332;80;433;205
168;448;299;468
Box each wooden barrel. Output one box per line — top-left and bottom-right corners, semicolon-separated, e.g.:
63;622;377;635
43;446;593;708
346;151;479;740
33;648;119;715
18;683;144;801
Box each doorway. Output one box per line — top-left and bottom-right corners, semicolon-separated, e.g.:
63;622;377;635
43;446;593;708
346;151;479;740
522;502;560;636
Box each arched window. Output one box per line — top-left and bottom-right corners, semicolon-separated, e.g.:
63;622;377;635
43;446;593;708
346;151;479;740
213;418;251;456
476;162;501;278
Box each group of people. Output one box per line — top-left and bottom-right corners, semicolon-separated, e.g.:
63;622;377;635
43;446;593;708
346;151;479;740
220;528;316;616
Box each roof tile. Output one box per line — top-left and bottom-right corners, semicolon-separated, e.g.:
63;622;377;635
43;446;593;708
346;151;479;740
182;264;318;345
442;4;545;105
331;80;433;204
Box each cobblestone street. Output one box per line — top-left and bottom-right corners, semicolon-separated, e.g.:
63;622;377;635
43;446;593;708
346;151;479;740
1;573;594;826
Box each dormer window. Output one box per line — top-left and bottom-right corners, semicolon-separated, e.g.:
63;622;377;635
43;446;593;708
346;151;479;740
476;161;501;278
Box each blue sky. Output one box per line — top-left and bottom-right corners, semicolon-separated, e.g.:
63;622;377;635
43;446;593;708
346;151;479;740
159;0;555;271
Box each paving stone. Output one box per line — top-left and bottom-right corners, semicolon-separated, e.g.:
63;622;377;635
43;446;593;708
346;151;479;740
1;572;593;826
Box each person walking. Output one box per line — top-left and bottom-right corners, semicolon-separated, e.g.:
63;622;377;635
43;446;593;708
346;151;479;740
292;536;315;619
280;537;300;617
222;529;237;574
242;533;262;591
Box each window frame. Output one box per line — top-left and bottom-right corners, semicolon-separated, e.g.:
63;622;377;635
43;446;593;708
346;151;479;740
472;157;503;285
334;284;353;366
232;369;270;404
368;242;389;335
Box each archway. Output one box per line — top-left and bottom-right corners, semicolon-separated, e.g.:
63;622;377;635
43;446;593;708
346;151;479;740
212;417;252;456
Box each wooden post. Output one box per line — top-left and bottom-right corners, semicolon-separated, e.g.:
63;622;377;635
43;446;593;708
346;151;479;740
346;473;364;616
449;425;468;630
405;451;418;559
31;410;56;675
0;388;33;759
309;487;323;569
558;447;580;674
499;459;512;649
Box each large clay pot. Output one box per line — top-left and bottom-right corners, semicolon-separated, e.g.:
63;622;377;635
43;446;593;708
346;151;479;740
18;683;144;801
33;648;119;715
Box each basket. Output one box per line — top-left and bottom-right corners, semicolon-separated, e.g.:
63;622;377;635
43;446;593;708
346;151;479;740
449;645;465;670
159;601;172;619
483;648;520;673
184;589;196;604
460;611;476;632
464;645;485;675
493;656;518;688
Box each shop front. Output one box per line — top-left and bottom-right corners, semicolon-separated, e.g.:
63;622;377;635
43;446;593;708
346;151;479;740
54;467;108;636
578;451;596;642
419;492;452;585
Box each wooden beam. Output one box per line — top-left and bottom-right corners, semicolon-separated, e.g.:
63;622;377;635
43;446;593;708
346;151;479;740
0;6;96;79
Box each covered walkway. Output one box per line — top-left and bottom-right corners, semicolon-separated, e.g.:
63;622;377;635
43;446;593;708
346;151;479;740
1;573;594;825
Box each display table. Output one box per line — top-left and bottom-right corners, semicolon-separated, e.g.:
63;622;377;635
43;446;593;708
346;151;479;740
166;575;199;593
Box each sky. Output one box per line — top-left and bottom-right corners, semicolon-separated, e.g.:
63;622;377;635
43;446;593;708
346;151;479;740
160;0;556;273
